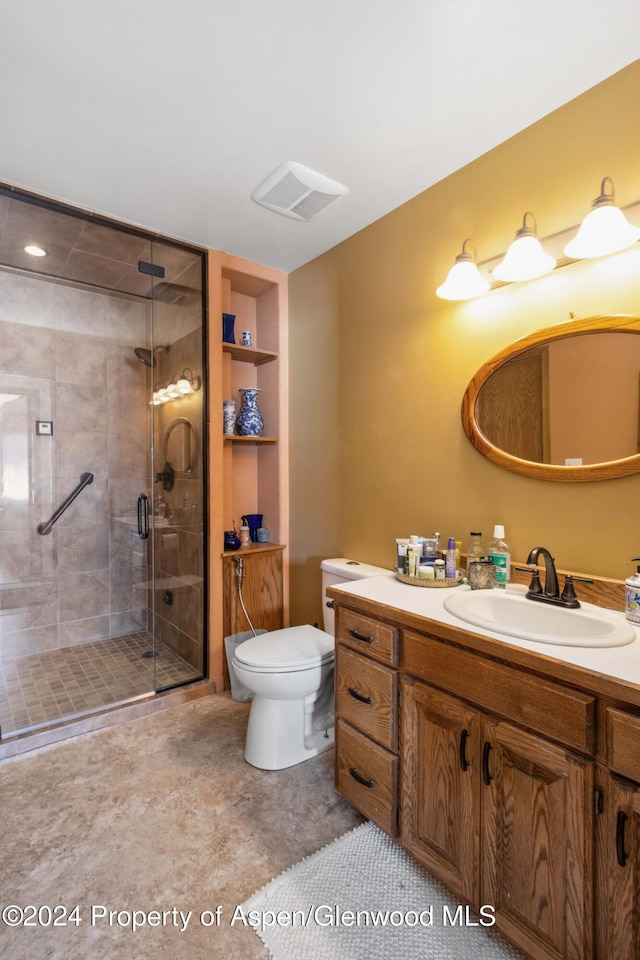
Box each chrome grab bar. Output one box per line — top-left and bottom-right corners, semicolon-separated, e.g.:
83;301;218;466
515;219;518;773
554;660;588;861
36;472;94;535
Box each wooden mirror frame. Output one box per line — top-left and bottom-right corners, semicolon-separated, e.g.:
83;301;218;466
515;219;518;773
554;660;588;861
461;314;640;482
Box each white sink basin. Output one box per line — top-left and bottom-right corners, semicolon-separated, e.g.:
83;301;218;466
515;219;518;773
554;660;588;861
443;588;635;648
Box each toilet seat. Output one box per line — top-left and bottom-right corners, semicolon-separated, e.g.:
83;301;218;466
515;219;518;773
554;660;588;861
234;624;334;672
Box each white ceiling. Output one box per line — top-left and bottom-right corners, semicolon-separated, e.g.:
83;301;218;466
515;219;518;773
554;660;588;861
1;1;639;273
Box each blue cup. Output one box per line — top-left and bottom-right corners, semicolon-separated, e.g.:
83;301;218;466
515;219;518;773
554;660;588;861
241;513;263;542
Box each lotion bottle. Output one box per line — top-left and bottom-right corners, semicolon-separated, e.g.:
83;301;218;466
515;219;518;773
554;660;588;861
488;524;510;588
445;537;457;578
625;558;640;623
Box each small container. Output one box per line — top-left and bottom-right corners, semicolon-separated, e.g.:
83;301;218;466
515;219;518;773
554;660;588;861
222;313;236;344
223;400;236;436
434;559;446;580
256;527;269;543
468;560;496;590
488;524;511;589
625;558;640;622
239;525;251;546
224;530;241;551
418;565;435;579
423;538;438;563
242;330;252;347
396;538;410;572
445;537;457;578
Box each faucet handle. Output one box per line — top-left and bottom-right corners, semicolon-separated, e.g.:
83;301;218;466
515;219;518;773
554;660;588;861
515;565;543;596
561;574;593;607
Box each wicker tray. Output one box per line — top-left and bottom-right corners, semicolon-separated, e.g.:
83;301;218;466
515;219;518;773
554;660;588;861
395;571;464;588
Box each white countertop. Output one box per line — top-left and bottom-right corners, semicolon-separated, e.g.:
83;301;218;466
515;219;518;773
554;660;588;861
330;575;640;689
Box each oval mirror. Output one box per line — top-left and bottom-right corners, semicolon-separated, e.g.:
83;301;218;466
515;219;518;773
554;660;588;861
462;315;640;482
164;417;199;474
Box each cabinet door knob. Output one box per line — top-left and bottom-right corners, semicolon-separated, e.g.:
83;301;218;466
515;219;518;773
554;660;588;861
349;767;374;789
616;810;628;867
459;729;470;771
348;687;373;705
482;741;493;785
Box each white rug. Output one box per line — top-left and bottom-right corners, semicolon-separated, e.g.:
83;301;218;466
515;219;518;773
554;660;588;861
242;821;524;959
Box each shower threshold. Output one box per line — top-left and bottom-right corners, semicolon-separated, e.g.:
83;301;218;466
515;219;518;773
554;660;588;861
0;631;203;741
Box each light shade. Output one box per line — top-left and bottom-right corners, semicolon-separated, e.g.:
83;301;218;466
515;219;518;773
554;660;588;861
493;212;556;282
436;239;490;300
564;177;640;260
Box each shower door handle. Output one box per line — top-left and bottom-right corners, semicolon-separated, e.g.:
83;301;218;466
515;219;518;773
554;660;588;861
137;494;149;540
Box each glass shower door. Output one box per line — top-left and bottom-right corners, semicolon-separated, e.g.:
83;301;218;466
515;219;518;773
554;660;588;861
146;241;205;693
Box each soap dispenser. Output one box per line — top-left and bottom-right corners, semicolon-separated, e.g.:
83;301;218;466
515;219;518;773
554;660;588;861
625;558;640;623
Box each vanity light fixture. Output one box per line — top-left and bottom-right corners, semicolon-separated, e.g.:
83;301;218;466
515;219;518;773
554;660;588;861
435;239;490;301
24;244;47;257
564;177;640;260
493;212;556;282
151;370;202;406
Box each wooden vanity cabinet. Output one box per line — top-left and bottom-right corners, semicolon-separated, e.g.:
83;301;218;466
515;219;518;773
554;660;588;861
593;705;640;959
594;766;640;960
331;591;640;960
402;674;593;960
334;608;399;837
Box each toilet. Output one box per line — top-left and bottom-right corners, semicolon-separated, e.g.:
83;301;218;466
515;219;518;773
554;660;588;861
232;558;393;770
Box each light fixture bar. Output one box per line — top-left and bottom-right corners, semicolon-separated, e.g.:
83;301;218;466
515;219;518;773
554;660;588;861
474;196;640;292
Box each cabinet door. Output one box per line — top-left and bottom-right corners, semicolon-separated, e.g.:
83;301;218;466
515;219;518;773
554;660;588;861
482;719;593;960
594;766;640;960
401;677;481;905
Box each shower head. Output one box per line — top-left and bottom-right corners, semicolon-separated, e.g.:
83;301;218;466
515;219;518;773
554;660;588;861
134;345;169;368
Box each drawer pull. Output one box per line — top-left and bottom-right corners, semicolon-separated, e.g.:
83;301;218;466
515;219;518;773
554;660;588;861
349;767;374;789
459;729;470;771
482;741;493;785
617;810;628;867
348;687;373;705
349;628;374;644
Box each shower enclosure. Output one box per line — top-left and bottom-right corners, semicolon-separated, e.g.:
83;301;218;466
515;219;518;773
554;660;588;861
0;189;207;738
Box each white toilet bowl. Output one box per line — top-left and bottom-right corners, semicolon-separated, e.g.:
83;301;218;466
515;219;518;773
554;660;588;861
233;624;335;770
232;558;395;770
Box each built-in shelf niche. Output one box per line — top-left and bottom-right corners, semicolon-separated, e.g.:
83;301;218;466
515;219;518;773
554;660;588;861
207;249;289;690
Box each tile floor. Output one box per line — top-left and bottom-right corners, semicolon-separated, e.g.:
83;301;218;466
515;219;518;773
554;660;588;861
0;632;202;737
0;692;363;960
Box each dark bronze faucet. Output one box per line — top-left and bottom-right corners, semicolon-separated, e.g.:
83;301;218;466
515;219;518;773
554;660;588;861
518;546;592;609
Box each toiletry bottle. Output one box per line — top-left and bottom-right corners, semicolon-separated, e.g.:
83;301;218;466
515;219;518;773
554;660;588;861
396;538;410;572
466;531;485;581
445;537;457;578
488;525;511;588
625;558;640;623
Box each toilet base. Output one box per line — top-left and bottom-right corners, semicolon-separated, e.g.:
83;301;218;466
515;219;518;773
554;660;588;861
244;695;335;770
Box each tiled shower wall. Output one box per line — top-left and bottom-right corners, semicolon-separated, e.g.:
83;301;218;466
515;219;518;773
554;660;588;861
0;266;151;661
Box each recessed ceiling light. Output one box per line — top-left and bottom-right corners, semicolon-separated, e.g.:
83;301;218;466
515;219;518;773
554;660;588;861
24;244;47;257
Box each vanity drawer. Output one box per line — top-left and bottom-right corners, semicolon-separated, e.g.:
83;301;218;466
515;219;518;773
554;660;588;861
337;608;398;666
336;719;398;837
336;646;397;751
403;629;596;755
607;707;640;781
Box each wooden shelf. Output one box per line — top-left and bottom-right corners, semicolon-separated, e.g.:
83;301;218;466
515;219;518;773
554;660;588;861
222;342;277;366
220;541;285;557
224;435;278;444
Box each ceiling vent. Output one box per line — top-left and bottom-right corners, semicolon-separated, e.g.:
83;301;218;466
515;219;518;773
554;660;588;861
251;161;348;221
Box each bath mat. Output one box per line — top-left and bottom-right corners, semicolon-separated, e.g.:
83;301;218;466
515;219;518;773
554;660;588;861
242;821;525;959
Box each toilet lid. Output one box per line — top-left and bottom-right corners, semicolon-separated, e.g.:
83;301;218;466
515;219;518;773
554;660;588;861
234;624;334;669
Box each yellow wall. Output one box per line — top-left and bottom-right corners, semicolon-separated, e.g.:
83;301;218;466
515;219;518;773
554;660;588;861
289;60;640;626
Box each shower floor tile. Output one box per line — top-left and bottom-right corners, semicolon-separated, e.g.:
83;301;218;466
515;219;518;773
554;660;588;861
0;632;202;738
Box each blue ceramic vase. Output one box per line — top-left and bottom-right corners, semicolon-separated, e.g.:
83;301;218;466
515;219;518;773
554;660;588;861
236;388;264;437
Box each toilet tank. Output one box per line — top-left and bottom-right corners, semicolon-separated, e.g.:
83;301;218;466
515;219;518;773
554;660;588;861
320;558;394;635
